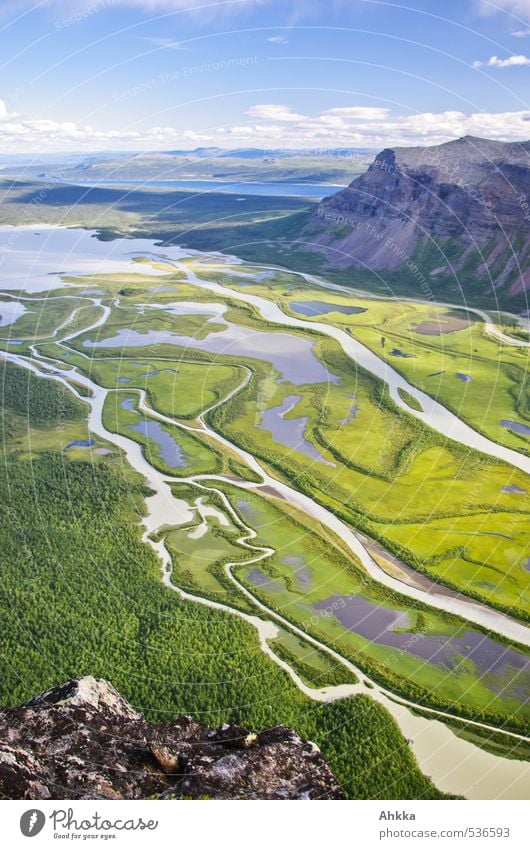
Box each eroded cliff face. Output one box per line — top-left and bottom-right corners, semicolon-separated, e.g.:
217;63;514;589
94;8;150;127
302;136;530;302
0;677;343;800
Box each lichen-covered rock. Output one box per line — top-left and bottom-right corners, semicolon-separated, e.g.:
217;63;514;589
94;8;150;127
0;677;343;800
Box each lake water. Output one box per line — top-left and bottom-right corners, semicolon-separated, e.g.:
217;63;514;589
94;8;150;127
0;226;179;292
290;300;367;317
0;300;28;326
72;179;341;200
259;394;333;464
120;397;137;412
128;418;186;468
500;420;530;436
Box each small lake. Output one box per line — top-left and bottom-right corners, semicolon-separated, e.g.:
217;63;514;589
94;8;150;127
259;394;333;464
0;300;28;327
289;300;367;317
314;594;530;682
0;226;180;292
128;418;187;468
121;397;137;412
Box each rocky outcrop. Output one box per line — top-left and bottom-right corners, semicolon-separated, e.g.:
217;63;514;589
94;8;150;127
0;677;343;800
300;136;530;305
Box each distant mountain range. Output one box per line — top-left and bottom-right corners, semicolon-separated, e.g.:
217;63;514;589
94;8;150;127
290;136;530;305
0;147;372;186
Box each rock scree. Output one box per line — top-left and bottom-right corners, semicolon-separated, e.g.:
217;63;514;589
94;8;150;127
0;677;343;800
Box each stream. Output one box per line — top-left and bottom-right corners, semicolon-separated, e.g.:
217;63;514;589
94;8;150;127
1;226;529;799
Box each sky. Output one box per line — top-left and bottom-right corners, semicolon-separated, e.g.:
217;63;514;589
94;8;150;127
0;0;529;152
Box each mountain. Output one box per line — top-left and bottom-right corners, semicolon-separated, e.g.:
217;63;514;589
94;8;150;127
0;677;343;800
294;136;530;305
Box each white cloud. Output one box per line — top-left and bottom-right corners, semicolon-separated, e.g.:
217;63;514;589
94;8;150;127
1;98;529;153
246;104;306;122
512;27;530;34
325;107;390;121
267;35;288;44
473;53;530;66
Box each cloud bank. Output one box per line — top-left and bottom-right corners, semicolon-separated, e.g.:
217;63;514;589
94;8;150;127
1;98;529;152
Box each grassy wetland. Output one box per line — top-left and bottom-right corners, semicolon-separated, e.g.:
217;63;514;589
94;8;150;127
1;230;529;799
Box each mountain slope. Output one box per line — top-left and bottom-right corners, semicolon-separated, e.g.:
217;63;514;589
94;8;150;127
294;136;530;306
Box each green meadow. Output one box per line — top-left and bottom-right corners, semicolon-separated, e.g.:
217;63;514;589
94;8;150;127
38;283;530;620
198;479;530;732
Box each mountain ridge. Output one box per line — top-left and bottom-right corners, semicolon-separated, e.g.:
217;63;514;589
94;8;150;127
293;135;530;304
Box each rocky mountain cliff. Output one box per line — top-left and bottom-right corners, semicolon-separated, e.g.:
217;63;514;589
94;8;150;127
0;677;343;800
297;136;530;306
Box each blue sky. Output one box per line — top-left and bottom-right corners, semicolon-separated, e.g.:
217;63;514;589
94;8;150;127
0;0;529;151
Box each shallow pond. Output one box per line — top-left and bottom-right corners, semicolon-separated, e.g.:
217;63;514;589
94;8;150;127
289;300;367;317
138;366;177;378
247;567;283;592
65;439;96;449
121;397;137;413
128;418;186;469
500;420;530;436
314;594;530;683
259;395;333;464
340;393;359;425
281;554;313;587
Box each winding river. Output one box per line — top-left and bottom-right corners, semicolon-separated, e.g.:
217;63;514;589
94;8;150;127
1;226;530;799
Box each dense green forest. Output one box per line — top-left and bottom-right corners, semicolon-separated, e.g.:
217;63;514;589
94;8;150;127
0;360;85;429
